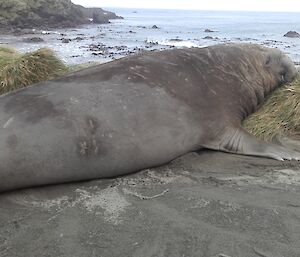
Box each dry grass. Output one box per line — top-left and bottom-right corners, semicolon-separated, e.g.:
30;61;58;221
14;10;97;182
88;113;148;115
0;46;100;95
243;73;300;141
0;46;20;69
0;47;68;94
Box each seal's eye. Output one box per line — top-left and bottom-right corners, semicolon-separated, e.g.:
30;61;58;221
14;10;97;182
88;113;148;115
265;56;271;66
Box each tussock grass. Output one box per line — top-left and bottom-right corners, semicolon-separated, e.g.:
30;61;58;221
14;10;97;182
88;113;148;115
0;47;67;94
0;46;20;69
243;73;300;141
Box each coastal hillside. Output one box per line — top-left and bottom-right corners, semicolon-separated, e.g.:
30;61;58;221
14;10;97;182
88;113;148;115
0;0;122;31
79;7;123;24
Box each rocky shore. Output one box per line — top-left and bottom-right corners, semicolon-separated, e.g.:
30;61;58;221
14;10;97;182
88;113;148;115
1;7;300;66
0;0;122;34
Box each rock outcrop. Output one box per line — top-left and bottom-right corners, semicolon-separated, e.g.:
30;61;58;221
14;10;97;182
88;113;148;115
283;31;300;38
79;7;123;24
0;0;122;32
204;29;215;33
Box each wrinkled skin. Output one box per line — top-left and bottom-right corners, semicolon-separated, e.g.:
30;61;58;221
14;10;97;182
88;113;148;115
0;43;298;192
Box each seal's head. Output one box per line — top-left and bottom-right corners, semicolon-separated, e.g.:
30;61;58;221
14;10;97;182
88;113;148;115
264;47;297;84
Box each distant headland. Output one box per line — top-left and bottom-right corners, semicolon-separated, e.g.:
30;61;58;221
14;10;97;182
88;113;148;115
0;0;122;34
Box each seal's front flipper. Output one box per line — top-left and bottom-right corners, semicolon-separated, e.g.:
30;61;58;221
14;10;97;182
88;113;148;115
203;126;300;161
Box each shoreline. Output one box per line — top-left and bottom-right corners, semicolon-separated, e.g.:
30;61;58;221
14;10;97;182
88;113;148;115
1;24;299;66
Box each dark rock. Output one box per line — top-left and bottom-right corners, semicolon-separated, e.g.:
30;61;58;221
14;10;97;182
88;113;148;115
115;46;127;51
61;38;71;43
204;29;215;33
283;31;300;38
88;43;107;52
169;38;183;42
81;7;123;24
23;37;44;43
152;25;159;29
74;37;84;41
203;36;213;39
91;12;109;24
145;40;158;45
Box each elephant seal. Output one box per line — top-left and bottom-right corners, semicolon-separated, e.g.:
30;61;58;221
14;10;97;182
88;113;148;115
0;43;298;192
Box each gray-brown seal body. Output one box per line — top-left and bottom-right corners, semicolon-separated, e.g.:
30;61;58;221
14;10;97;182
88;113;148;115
0;43;298;192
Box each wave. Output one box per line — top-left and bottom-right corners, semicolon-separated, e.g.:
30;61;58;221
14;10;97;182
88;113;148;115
146;38;198;48
42;30;60;35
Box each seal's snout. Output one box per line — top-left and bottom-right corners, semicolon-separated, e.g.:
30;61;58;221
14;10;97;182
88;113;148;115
283;63;297;83
279;53;297;83
281;54;297;83
265;49;297;84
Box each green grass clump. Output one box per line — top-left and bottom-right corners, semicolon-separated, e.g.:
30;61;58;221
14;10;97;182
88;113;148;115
0;47;68;94
243;73;300;141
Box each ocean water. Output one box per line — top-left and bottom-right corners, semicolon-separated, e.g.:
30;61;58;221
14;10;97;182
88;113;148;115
2;8;300;64
110;8;300;59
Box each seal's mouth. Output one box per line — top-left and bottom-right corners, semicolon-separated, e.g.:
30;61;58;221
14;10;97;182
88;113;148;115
277;71;287;84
